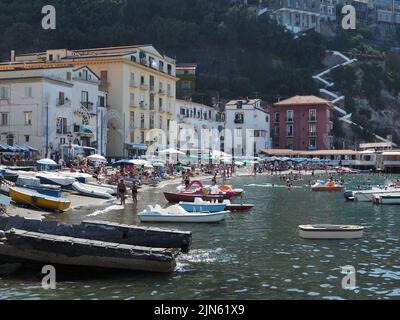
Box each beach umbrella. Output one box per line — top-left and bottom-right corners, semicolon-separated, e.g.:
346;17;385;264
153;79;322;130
144;163;154;169
159;148;185;155
87;154;107;162
234;161;244;166
37;158;57;166
152;162;165;167
130;159;148;166
112;159;135;166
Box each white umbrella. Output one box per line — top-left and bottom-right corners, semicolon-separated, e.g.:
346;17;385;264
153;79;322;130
37;158;57;166
235;161;244;166
130;159;148;165
159;148;185;155
87;154;107;162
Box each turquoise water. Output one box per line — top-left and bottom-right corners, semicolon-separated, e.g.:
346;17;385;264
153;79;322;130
1;174;400;300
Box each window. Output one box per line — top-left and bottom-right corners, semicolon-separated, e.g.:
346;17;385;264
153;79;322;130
159;116;163;129
130;93;135;106
236;129;242;137
274;112;280;123
24;87;33;98
180;108;186;115
287;110;293;122
266;115;269;123
286;124;293;137
309;109;317;121
56;118;67;134
24;112;32;126
98;96;105;107
25;135;30;143
130;72;135;86
309;137;317;149
130;111;135;128
140;114;145;129
234;113;244;124
167;84;171;96
6;134;13;146
131;55;136;63
181;81;191;89
0;113;8;126
150;113;155;129
82;69;88;80
150;76;155;91
149;94;155;110
159;98;163;111
67;72;72;81
167;64;172;75
0;87;10;100
309;123;317;136
81;91;88;104
141;76;145;85
141;131;145;144
159;61;164;72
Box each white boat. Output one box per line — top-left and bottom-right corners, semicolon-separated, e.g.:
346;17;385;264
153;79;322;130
36;173;76;189
353;187;400;202
59;172;93;183
373;193;400;205
311;180;344;192
72;182;114;199
179;198;227;213
298;224;364;239
138;205;228;223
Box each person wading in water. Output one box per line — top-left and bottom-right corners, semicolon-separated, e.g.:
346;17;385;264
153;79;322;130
117;179;127;206
131;180;138;206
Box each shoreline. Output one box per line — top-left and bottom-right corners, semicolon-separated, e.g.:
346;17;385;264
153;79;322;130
4;169;345;221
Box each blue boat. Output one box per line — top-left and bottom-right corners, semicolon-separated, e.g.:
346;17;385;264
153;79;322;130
179;199;227;213
23;185;62;198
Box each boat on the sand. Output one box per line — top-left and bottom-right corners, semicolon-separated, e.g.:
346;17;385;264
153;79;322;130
9;186;71;212
36;173;76;190
15;176;62;198
72;182;114;199
139;205;228;223
298;224;364;239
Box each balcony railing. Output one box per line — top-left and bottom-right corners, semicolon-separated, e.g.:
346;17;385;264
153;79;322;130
81;101;94;111
309;117;317;122
140;84;148;91
56;99;71;107
286;118;293;123
159;89;166;95
149;85;156;92
309;131;317;137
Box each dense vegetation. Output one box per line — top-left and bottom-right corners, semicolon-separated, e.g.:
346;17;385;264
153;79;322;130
0;0;326;102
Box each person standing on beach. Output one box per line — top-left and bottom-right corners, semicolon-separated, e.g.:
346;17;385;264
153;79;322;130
131;180;138;206
117;179;127;206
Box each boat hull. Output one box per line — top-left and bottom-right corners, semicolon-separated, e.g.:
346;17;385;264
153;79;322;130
311;187;343;192
164;192;229;204
179;203;227;213
226;204;254;212
299;227;364;239
9;187;71;212
138;211;228;223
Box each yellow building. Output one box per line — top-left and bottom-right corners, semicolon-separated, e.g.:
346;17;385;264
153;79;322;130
0;45;177;158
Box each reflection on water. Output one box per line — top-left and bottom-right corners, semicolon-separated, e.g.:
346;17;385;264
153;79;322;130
1;174;400;300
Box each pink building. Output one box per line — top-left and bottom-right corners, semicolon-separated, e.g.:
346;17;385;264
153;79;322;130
270;96;333;151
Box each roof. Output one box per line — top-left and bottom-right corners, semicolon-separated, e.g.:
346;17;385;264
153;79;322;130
226;99;261;106
274;95;332;107
359;142;395;149
382;151;400;156
176;63;197;69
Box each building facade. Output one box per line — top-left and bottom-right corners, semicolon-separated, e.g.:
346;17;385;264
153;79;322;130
224;99;271;157
270;95;333;151
0;45;178;158
176;64;197;100
173;99;222;155
0;65;106;159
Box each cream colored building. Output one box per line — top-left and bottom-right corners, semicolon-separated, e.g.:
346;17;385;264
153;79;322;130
0;45;178;158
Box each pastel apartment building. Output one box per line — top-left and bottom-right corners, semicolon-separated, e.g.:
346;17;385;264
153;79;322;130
0;45;177;158
270;95;333;151
0;65;106;158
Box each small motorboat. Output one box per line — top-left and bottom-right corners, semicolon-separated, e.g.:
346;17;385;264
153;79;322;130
353;188;400;202
15;176;62;198
225;203;254;212
298;224;364;239
9;187;71;212
311;180;344;192
36;173;76;190
179;198;227;213
164;192;230;204
373;193;400;205
138;205;228;223
72;182;114;199
59;172;93;183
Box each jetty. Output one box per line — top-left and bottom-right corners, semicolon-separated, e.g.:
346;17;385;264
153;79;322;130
0;216;192;273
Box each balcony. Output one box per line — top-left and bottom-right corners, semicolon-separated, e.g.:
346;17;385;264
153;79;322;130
308;117;317;122
309;131;317;137
234;119;244;124
129;81;138;88
159;89;166;95
81;101;94;111
149;85;156;92
140;83;148;91
56;99;71;107
286;118;293;123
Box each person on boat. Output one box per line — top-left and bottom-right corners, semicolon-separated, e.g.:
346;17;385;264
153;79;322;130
131;181;138;206
184;173;191;189
117;179;127;206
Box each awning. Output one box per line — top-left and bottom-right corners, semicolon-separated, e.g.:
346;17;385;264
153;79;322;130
24;145;39;152
126;143;148;151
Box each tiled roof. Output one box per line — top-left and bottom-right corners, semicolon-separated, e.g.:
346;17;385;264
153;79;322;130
226;99;260;106
274;95;332;107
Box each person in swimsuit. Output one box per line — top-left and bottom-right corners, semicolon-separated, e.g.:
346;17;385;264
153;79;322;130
131;181;138;206
117;179;127;206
